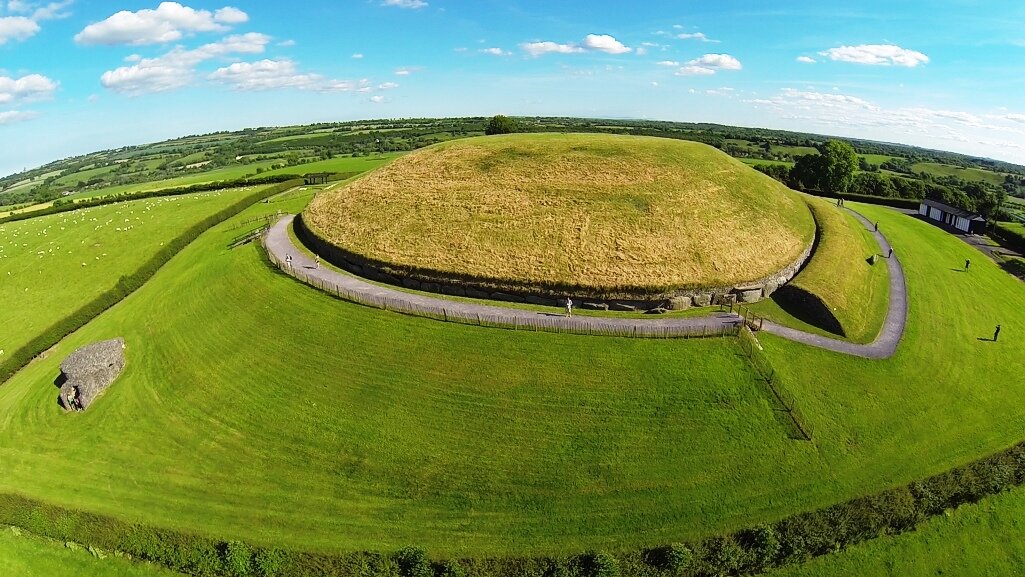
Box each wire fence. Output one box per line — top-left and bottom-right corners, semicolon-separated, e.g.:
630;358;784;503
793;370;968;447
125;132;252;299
737;326;815;441
262;232;742;340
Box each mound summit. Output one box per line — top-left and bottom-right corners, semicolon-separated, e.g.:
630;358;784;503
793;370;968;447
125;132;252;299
303;133;815;303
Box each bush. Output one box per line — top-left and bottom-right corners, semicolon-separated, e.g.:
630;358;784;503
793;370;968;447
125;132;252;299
738;525;779;570
253;547;287;577
436;559;466;577
485;115;518;135
222;540;253;576
645;543;693;573
573;551;619;577
702;536;743;577
395;546;432;577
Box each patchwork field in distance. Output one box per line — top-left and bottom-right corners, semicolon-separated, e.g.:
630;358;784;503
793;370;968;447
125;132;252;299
0;189;253;356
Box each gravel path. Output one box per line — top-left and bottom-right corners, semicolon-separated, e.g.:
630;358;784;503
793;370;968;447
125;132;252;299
760;208;908;359
265;212;908;357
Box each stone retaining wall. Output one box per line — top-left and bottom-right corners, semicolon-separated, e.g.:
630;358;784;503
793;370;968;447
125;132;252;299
296;213;816;312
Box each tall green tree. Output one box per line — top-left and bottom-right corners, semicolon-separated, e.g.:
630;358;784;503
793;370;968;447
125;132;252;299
485;115;518;135
821;140;859;195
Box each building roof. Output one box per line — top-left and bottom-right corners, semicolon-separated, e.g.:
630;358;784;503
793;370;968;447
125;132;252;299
921;198;985;221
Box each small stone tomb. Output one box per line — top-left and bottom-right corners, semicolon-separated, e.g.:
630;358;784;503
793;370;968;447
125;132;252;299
58;338;126;412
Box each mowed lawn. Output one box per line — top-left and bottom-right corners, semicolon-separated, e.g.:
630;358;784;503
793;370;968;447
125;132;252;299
768;487;1025;576
0;195;796;556
0;197;1024;558
0;189;252;355
0;528;180;577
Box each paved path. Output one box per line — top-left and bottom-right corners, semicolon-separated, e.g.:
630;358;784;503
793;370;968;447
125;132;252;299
264;216;742;338
760;209;908;359
265;212;908;358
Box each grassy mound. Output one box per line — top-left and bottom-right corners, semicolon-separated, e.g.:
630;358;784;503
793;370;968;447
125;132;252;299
768;197;889;341
305;133;815;295
3;195;1025;560
0;189;253;356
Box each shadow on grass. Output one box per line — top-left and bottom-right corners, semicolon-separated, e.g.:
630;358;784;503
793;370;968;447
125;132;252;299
769;285;845;338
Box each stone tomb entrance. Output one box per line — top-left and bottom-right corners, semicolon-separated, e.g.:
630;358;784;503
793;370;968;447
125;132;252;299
58;338;126;412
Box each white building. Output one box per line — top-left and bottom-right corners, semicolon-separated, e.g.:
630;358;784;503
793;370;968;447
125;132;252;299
918;199;987;234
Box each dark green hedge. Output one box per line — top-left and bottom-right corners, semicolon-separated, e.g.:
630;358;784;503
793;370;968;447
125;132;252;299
990;222;1025;255
0;179;301;385
4;437;1025;576
808;190;922;210
0;174;299;225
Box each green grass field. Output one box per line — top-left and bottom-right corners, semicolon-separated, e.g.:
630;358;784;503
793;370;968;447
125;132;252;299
2;183;1025;565
259;153;403;178
0;189;253;356
0;527;180;577
69;163;280;200
752;196;889;341
768;486;1025;576
859;154;896;165
52;165;119;189
912;162;1009;186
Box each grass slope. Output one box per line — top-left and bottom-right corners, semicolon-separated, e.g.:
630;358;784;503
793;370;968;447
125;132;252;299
306;133;816;292
0;194;791;555
912;162;1009;186
769;487;1025;576
0;189;252;356
754;197;889;341
2;199;1025;559
0;527;180;577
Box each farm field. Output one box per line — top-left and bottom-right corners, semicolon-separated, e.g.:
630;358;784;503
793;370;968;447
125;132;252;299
912;162;1009;185
68;162;280;200
259;152;403;178
0;528;180;577
0;188;253;356
307;134;816;293
768;486;1025;577
0;193;1023;560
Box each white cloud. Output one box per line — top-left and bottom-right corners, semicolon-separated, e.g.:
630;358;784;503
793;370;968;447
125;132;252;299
677;32;718;43
0;110;39;124
521;33;631;57
480;47;511;56
676;65;716;76
99;32;270;95
75;2;249;46
208;59;360;91
381;0;427;8
656;60;680;67
0;16;38;44
393;66;420;76
277;39;295;47
582;34;631;54
673;53;742;76
0;73;58;103
377;81;399;89
635;46;647;56
370;95;386;103
521;41;584;57
351;53;363;59
819;44;929;67
796;56;816;64
1005;114;1025;124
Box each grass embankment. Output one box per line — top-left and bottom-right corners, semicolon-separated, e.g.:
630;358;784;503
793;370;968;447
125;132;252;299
768;487;1025;577
0;190;252;356
753;197;889;342
2;199;1025;561
0;527;180;577
305;133;815;293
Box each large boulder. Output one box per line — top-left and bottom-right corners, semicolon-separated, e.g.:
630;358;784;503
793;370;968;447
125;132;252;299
59;338;126;412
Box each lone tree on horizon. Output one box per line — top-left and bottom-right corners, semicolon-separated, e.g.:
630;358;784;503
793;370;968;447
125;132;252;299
821;140;859;196
485;115;518;135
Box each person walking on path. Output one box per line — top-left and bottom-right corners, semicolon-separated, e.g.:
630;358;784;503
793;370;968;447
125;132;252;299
965;259;971;272
888;247;893;258
285;254;292;270
565;297;573;317
315;255;321;270
994;324;1002;342
874;222;879;232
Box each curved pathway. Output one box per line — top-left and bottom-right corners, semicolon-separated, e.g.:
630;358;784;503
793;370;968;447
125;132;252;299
760;208;908;359
264;211;907;358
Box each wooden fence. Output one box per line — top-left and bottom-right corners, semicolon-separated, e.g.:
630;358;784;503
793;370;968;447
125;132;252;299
737;326;815;441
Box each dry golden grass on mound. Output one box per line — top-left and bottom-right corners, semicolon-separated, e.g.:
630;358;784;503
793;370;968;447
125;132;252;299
305;133;816;290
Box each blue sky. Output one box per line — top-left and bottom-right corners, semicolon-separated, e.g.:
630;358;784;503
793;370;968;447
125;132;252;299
2;0;1025;177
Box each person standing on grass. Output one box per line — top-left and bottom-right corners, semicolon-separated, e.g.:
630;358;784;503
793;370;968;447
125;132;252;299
565;297;573;317
995;324;1002;342
965;259;971;271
